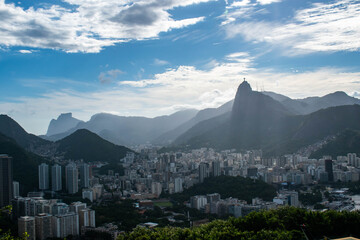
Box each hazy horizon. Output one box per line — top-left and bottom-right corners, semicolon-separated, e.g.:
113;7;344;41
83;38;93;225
1;0;360;135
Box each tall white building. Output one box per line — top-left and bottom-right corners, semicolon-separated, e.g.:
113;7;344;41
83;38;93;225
199;163;208;183
13;181;19;198
66;163;78;194
35;213;52;240
52;164;62;191
79;209;96;230
212;161;221;177
174;177;183;193
79;163;89;188
151;182;162;197
18;216;36;240
39;163;49;190
52;212;79;238
82;189;94;202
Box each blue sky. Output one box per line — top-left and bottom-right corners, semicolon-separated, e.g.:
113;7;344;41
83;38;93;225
1;0;360;134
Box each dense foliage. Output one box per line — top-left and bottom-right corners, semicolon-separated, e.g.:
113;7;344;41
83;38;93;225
166;175;277;203
0;206;27;240
92;200;141;231
97;162;125;176
57;129;133;163
119;207;360;240
311;129;360;159
299;190;322;206
0;133;42;194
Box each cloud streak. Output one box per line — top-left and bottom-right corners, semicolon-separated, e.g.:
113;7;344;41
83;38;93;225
0;0;209;53
224;0;360;54
98;69;124;84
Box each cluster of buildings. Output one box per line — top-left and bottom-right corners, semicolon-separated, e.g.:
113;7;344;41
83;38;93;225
100;148;360;201
2;145;360;238
37;161;105;203
12;198;95;240
38;162;90;193
189;191;299;218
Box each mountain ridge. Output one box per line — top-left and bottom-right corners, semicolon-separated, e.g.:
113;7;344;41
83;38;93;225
172;81;360;156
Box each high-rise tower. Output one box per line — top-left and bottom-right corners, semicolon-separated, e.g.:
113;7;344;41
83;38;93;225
39;163;49;190
52;164;62;191
66;163;78;194
0;154;13;207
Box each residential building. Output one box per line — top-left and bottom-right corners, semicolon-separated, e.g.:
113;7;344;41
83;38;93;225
52;164;62;191
38;163;49;190
0;154;13;207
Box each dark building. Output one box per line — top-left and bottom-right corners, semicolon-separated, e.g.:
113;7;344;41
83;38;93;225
199;163;208;183
325;159;334;182
212;161;221;177
0;154;13;207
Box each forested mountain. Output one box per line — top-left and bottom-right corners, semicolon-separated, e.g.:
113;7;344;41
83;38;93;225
310;129;360;158
173;82;360;156
0;133;42;194
56;129;133;163
0;114;50;150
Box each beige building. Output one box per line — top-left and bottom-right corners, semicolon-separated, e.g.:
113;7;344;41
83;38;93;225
18;216;36;240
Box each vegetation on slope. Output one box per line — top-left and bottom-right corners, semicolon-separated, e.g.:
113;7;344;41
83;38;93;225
310;129;360;158
0;115;49;149
119;207;360;240
56;129;133;163
174;104;360;157
0;133;42;194
166;175;277;203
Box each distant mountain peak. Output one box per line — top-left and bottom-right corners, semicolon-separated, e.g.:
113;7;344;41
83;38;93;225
236;80;252;94
46;112;83;136
57;113;73;120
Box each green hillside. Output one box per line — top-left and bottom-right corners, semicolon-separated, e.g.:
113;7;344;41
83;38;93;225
175;105;360;157
0;133;43;194
167;175;276;203
310;129;360;158
56;129;133;163
0;114;50;149
119;207;360;240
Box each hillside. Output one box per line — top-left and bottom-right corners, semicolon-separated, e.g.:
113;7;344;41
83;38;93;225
0;133;43;194
0;114;50;150
310;129;360;158
173;82;360;156
56;129;133;163
45;109;198;146
167;175;276;203
155;100;233;144
264;90;360;115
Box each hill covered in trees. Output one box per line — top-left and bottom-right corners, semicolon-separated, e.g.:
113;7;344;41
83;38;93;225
119;207;360;240
310;129;360;158
0;133;42;194
56;129;133;163
167;175;277;203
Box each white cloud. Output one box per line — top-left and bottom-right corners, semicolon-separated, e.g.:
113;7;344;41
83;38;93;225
1;50;360;134
0;0;210;53
224;0;360;54
98;69;124;84
18;49;32;54
257;0;282;5
153;58;170;66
